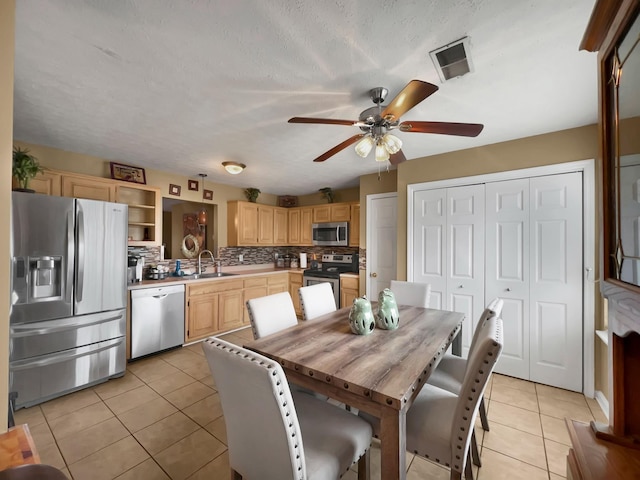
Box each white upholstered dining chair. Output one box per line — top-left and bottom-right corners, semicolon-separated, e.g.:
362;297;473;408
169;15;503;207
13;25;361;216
427;298;504;436
298;282;337;321
389;280;431;308
203;338;372;480
246;291;298;340
360;316;503;480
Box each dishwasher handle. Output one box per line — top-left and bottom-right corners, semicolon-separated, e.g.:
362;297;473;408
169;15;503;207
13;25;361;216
152;294;169;299
131;284;185;298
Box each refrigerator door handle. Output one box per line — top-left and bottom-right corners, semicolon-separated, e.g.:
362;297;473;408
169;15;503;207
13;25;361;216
76;204;85;303
66;210;74;305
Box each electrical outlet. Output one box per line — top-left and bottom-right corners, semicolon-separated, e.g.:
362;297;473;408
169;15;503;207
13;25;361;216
239;254;244;262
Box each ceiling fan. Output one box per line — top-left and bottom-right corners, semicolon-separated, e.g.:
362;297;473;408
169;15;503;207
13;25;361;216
288;79;484;165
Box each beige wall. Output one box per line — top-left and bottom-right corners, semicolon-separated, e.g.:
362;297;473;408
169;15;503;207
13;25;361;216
1;0;15;432
297;186;360;206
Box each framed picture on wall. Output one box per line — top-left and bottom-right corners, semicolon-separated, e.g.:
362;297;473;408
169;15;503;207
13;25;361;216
188;180;199;191
203;189;213;200
109;162;147;184
169;184;181;196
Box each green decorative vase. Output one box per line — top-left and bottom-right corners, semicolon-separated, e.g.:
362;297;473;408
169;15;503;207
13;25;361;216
349;296;375;335
376;288;400;330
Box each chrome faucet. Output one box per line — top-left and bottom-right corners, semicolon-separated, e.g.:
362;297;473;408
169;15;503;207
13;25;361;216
197;249;215;274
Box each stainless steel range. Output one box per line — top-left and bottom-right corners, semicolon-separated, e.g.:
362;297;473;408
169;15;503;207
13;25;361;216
303;253;358;308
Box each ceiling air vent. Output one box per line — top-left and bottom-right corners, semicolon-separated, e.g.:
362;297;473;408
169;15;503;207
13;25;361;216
429;37;474;82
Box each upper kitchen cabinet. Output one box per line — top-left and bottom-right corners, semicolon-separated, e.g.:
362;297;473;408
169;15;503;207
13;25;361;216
20;169;62;196
228;201;289;246
349;203;360;247
115;183;162;246
61;172;116;202
313;203;351;223
288;206;313;246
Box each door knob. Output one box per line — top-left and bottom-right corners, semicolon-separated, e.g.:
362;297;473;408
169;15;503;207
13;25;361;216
371;272;378;278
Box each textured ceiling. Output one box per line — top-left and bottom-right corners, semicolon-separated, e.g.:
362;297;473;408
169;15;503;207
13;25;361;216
13;0;597;195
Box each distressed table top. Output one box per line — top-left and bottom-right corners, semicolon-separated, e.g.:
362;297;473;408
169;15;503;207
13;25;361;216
245;305;464;411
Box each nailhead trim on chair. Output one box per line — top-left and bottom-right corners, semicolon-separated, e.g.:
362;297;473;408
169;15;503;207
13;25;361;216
205;338;307;479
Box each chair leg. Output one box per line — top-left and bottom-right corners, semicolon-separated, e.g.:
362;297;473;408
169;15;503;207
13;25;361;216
479;397;490;431
357;449;370;480
464;453;474;480
471;430;482;467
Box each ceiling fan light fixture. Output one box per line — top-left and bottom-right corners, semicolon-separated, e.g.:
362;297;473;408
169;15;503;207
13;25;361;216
382;133;403;154
355;135;374;157
222;161;246;174
375;142;390;163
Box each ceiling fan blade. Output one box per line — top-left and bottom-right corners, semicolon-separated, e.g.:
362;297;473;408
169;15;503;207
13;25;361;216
399;121;484;137
313;134;365;162
380;80;439;121
289;117;357;126
389;149;407;166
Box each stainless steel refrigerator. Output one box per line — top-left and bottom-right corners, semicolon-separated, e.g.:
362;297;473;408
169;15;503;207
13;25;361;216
10;191;128;409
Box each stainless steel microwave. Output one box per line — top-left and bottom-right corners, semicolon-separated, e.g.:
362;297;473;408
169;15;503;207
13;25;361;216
312;222;349;246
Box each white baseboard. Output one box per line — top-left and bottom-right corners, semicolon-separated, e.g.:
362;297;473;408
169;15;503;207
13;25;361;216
594;390;609;421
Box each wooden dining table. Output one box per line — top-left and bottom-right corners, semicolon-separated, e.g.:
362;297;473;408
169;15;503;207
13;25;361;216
244;304;464;480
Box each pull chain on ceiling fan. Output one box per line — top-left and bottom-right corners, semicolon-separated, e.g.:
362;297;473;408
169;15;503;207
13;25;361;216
288;79;484;165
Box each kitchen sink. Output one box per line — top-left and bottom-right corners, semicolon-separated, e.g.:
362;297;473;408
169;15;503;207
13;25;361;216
192;272;237;279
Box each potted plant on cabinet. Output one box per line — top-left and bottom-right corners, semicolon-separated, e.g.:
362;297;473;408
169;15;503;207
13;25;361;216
12;147;43;192
244;187;261;203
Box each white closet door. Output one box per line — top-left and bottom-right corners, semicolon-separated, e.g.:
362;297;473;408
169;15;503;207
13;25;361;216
446;184;485;357
412;188;447;309
485;178;530;379
529;172;583;391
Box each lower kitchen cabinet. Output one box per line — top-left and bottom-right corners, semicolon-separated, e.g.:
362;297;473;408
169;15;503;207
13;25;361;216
289;271;303;317
186;293;219;341
268;273;289;295
185;279;244;341
243;277;268;325
218;290;245;331
340;275;359;308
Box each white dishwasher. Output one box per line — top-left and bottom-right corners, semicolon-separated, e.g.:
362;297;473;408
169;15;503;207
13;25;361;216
130;284;185;359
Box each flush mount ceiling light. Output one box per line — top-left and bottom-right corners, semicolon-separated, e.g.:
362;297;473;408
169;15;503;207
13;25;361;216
222;161;246;174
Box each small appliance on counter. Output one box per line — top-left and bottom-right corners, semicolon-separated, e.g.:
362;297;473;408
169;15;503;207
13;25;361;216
127;255;144;283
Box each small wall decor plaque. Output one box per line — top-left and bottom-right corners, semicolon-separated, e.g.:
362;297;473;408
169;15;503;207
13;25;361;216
188;180;199;191
169;184;181;196
110;162;146;184
203;189;213;200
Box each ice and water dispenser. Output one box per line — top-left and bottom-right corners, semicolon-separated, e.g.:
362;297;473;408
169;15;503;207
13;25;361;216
12;256;63;305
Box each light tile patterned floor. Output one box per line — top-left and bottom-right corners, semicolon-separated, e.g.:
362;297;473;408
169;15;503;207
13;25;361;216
14;326;607;479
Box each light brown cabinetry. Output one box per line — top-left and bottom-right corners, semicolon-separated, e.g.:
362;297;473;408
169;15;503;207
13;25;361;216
349;203;360;247
273;207;288;244
185;279;244;341
268;273;289;295
288;206;314;246
313;203;351;223
62;174;116;202
340;275;359;308
22;169;62;196
289;271;303;317
243;277;268;324
288;209;301;244
228;201;289;246
116;184;162;246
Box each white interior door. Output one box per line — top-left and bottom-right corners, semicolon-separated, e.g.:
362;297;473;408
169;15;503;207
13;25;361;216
529;172;583;391
412;188;446;309
446;185;485;357
366;194;397;299
485;178;530;379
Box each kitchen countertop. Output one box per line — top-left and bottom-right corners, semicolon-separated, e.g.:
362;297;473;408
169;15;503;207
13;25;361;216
128;267;306;290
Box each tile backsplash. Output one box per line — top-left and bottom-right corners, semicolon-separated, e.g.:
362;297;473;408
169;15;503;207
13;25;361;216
129;245;361;272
